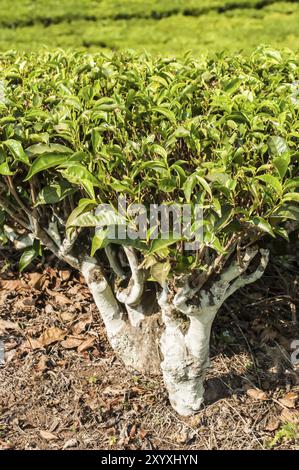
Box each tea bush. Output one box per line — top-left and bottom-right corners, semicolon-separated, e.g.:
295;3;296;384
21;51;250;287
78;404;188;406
0;0;299;54
0;47;298;414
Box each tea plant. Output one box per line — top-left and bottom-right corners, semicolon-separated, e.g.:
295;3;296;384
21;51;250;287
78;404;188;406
0;1;299;54
0;47;298;415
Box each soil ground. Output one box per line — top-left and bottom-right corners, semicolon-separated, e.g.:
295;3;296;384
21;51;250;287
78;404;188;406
0;252;298;450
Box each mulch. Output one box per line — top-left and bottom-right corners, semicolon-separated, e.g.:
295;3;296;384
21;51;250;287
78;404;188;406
0;252;298;450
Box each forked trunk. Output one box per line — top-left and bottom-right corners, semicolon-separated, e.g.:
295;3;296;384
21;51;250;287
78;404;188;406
82;257;161;375
160;311;216;416
157;283;218;415
157;248;269;415
82;250;269;416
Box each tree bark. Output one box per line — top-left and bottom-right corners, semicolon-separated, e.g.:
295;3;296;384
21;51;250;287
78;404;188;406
158;248;269;416
82;257;161;375
82;249;269;416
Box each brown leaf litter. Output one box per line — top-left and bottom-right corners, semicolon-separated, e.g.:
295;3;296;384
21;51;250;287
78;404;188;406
0;256;298;450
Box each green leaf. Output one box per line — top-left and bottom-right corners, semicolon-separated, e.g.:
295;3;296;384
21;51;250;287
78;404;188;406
257;174;282;195
151;144;168;161
66;199;97;229
81;179;95;199
225;112;249;125
212;198;222;217
138;160;169;175
4;139;29;165
0;161;14;175
19;241;40;272
67;208;123;228
150;261;171;286
206;171;230;185
272;205;299;221
273;226;289;241
25;143;73;155
208;236;225;254
91;230;108;256
24;153;71;180
171;163;187;185
91;129;102;153
282;192;299;203
182;174;197;202
159;177;177;193
196;175;212;197
284;177;299;190
214;206;234;231
35;181;75;205
151;107;176;122
268;136;289;157
148;237;179;255
223;78;242;95
173;126;190;138
183;174;212;201
249;216;275;236
273;153;290;179
59;163;100;187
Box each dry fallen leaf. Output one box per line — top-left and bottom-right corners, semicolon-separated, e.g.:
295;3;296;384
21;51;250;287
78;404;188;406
13;298;36;312
4;349;17;363
264;417;280;432
48;291;71;305
44;304;54;314
22;298;36;307
72;314;92;335
139;429;149;440
173;429;193;444
38;327;66;346
280;408;299;424
246;388;268;401
67;284;82;295
279;392;298;409
60;311;74;322
0;319;19;334
35;355;48;372
260;327;277;343
39;430;59;441
129;424;137;439
0;440;13;450
130;386;146;396
61;336;83;349
77;336;96;353
62;438;77;449
28;272;47;290
59;270;71;282
0;279;27;291
25;337;43;350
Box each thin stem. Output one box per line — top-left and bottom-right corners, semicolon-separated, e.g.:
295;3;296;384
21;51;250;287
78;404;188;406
0;197;30;230
6;176;32;218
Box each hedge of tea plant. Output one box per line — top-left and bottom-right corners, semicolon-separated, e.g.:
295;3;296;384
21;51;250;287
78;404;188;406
0;46;298;277
1;1;299;54
0;0;281;27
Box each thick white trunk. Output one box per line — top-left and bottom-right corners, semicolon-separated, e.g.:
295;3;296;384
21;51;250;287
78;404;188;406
82;257;161;374
159;249;269;416
83;249;269;416
126;304;146;328
159;289;217;416
81;258;125;342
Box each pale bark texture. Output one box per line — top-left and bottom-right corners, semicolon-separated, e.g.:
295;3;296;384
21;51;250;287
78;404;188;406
82;257;161;375
158;248;269;416
82;248;269;416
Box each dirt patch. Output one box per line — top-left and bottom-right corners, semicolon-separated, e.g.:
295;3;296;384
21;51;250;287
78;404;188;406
0;254;298;450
